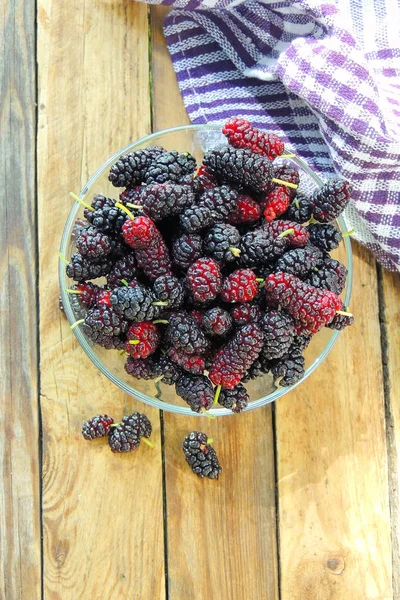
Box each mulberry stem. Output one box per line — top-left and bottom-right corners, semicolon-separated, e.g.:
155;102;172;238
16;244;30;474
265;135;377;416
115;202;135;221
153;319;169;324
207;438;214;444
336;310;353;317
142;438;154;448
271;178;298;190
70;319;84;330
126;203;143;209
294;198;300;209
229;247;241;257
129;339;140;345
201;408;215;419
304;216;318;226
154;375;164;383
342;228;355;237
213;384;222;405
280;153;296;158
69;192;93;211
278;228;295;238
120;279;129;286
66;288;82;294
59;252;69;264
152;301;169;306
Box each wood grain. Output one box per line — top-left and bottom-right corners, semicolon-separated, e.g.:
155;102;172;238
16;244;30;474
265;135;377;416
0;0;41;598
161;413;279;599
276;245;393;600
150;7;279;599
37;1;165;598
381;269;400;598
151;6;190;129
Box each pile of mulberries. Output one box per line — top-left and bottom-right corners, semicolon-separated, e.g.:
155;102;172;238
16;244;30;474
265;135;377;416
81;412;154;453
63;119;353;415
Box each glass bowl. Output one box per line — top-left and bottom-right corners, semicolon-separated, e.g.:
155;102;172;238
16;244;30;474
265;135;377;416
59;124;353;416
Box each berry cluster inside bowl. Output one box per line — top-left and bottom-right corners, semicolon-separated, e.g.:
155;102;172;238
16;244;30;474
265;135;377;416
62;118;354;415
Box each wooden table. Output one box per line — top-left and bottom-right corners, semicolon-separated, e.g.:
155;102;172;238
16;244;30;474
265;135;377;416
2;1;400;598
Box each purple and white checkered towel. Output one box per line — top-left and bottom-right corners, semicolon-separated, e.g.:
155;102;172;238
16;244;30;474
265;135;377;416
144;0;400;271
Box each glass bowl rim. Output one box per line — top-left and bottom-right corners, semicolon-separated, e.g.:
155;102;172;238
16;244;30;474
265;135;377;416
59;124;353;416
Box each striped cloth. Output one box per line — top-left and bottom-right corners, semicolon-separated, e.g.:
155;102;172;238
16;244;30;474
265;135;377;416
144;0;400;271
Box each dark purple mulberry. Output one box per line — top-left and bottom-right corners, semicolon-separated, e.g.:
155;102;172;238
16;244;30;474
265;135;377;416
83;305;128;340
284;193;313;223
125;356;158;380
75;226;113;259
202;307;232;336
109;147;165;187
175;374;214;413
271;348;305;387
308;224;343;252
203;223;241;263
153;275;185;308
274;245;324;278
199;186;239;222
239;229;287;267
242;353;271;381
180;204;213;233
326;303;354;330
110;283;159;322
307;258;348;295
203;146;273;193
106;253;137;288
66;253;113;281
165;311;209;355
145;151;196;185
312;179;352;222
153;355;182;385
108;413;152;452
260;311;295;360
172;234;203;270
183;431;221;478
140;183;194;220
273;165;299;197
218;383;249;413
84;195;128;235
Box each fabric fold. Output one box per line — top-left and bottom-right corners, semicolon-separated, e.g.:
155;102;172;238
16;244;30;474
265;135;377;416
147;0;400;270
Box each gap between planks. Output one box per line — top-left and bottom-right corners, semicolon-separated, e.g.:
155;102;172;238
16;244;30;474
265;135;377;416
0;0;41;597
377;265;400;600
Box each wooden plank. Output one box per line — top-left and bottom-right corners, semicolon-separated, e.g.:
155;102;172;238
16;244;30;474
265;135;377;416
161;412;279;599
37;1;165;598
150;7;279;599
0;1;41;598
151;7;190;129
276;245;393;599
381;269;400;598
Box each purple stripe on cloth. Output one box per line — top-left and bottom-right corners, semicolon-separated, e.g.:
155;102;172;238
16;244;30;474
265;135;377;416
196;14;257;69
167;27;208;44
